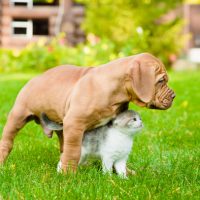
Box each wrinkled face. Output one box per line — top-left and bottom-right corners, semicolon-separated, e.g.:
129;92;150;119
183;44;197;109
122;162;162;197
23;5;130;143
147;74;175;110
130;53;175;110
148;73;175;110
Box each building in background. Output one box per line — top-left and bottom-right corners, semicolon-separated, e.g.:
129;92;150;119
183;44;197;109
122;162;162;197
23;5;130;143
0;0;85;48
162;3;200;67
0;0;200;64
184;4;200;64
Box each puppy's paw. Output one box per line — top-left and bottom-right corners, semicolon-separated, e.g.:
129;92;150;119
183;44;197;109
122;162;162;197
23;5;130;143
0;145;9;165
57;160;78;173
57;160;62;173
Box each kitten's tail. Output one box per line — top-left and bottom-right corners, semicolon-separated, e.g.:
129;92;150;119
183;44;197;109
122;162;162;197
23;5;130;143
40;113;63;131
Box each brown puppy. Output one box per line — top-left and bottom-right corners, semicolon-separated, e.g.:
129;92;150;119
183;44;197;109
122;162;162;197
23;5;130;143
0;53;175;172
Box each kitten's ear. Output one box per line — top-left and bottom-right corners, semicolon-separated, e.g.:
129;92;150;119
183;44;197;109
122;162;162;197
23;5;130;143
112;117;126;127
107;119;114;127
112;118;119;126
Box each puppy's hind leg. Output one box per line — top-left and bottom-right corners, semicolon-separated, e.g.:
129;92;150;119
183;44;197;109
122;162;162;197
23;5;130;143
0;105;31;164
55;131;64;172
55;131;63;154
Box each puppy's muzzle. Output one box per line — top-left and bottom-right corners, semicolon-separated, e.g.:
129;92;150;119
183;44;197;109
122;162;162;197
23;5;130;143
161;89;176;109
171;92;176;100
148;89;175;110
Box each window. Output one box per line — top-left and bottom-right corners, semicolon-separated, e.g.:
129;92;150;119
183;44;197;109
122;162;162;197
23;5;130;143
12;18;49;37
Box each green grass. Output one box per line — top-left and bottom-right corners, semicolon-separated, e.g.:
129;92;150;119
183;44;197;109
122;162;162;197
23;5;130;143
0;71;200;200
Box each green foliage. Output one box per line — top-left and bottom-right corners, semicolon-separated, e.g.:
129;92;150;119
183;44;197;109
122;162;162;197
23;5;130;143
0;35;118;72
77;0;187;65
0;1;189;72
33;0;54;3
185;0;200;3
0;71;200;199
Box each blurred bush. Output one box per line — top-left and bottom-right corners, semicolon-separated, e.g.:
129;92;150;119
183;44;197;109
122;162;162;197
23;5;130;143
0;0;189;72
33;0;54;3
77;0;187;66
0;35;118;72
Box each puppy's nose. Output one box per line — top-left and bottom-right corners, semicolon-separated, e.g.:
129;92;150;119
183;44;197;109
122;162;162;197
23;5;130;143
171;93;176;99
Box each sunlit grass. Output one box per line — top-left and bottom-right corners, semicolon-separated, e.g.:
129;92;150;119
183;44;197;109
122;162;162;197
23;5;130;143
0;71;200;199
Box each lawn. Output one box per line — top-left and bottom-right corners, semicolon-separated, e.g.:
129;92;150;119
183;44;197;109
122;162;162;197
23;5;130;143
0;71;199;199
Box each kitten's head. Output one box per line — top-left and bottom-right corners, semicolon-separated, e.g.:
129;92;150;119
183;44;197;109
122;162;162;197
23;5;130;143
112;110;143;135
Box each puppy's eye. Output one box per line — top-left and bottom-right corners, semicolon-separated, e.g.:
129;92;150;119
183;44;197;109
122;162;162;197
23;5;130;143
158;78;164;83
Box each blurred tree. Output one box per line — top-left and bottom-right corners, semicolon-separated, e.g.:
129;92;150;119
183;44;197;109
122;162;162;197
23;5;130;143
76;0;187;66
33;0;54;3
184;0;200;3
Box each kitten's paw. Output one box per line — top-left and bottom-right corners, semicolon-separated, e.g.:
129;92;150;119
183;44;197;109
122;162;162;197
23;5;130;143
102;167;113;176
118;174;128;179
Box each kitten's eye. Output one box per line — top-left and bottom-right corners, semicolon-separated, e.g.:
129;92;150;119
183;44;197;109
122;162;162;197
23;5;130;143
133;118;137;121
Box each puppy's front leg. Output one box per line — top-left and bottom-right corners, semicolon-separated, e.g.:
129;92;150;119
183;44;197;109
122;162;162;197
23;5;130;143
55;131;63;153
61;117;85;173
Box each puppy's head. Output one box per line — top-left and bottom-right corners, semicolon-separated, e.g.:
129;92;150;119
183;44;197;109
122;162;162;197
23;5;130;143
128;53;175;110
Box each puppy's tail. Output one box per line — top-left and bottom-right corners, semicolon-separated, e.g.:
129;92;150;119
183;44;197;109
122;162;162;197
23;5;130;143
40;113;63;131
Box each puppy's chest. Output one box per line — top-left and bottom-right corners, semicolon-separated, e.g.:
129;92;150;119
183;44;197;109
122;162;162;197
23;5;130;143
91;103;128;129
94;117;113;128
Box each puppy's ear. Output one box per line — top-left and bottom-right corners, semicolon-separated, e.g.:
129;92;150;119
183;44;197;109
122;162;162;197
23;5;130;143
131;60;155;103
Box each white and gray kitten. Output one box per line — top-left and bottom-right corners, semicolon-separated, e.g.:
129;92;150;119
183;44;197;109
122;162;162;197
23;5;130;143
41;110;143;178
